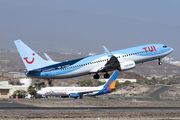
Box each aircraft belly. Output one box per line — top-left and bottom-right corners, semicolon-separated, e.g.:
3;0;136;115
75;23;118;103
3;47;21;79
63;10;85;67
53;67;91;79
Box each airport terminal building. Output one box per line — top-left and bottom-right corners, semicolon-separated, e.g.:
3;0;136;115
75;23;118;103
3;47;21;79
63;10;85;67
0;81;13;98
0;79;32;98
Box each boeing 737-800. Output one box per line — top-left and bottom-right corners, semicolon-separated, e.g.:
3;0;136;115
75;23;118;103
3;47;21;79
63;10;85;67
14;40;173;79
37;71;118;99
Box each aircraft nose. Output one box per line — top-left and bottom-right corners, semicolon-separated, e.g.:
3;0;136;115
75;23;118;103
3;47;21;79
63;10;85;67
169;47;173;52
37;90;44;95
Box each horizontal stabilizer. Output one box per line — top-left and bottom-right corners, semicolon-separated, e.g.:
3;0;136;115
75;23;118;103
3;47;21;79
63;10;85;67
27;70;42;74
44;53;61;64
44;53;54;62
9;71;27;74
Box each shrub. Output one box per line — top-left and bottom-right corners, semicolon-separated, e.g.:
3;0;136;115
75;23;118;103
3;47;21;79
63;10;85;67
123;81;131;86
97;81;106;86
115;81;123;87
167;81;175;85
13;90;27;98
86;80;93;86
10;81;24;85
80;80;93;86
28;86;37;96
10;81;14;85
80;80;86;86
159;80;165;84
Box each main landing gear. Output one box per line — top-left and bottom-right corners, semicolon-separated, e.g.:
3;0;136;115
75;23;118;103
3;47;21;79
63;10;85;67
93;73;99;79
104;72;110;78
79;94;83;99
93;72;110;79
158;58;162;65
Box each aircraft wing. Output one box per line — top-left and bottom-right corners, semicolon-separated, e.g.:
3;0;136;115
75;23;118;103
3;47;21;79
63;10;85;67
91;46;120;73
102;46;120;71
77;90;101;94
9;71;27;74
27;70;42;74
102;55;120;71
69;89;101;95
74;88;116;96
103;46;113;60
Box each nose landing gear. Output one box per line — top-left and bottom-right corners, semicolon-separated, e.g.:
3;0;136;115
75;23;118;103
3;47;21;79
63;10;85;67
158;58;162;65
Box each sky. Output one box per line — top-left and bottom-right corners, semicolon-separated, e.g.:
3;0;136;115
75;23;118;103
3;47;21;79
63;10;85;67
2;0;180;25
0;0;180;59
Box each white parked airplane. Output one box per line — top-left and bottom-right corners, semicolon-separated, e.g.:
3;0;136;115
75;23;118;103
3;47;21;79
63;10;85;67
36;71;118;99
14;40;173;79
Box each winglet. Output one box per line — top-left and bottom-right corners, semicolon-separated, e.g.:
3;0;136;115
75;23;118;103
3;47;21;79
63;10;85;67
103;46;113;57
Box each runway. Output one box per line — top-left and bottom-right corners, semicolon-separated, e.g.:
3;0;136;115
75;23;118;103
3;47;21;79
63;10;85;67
1;99;180;119
1;99;180;111
2;106;180;111
149;85;171;98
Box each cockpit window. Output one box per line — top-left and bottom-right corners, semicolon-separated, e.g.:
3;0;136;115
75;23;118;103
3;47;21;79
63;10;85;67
163;45;167;48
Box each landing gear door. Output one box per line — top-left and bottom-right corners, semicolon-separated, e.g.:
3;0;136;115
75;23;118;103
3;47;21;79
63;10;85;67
156;46;161;53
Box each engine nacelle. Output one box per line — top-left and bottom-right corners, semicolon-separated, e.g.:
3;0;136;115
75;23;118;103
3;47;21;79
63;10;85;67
118;61;135;71
70;93;79;98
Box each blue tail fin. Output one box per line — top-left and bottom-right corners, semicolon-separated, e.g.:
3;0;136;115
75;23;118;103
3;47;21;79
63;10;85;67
14;40;53;71
103;71;118;90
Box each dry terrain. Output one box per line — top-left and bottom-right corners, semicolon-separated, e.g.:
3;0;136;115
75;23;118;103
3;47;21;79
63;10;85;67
0;110;180;120
160;85;180;100
1;99;180;120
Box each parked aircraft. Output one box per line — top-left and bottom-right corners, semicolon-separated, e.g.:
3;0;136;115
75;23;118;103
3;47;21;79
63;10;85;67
14;40;173;79
37;71;118;99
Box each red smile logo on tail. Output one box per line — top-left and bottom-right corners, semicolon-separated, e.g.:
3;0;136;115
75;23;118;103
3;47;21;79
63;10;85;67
24;53;35;64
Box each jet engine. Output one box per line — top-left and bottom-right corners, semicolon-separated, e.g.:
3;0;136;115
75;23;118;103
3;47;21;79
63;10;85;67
70;93;79;98
118;61;136;71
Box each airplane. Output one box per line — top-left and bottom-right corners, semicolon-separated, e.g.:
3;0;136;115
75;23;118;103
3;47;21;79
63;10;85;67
13;40;173;79
36;71;118;99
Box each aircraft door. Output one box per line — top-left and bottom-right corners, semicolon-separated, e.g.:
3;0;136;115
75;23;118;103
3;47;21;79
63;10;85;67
156;46;161;53
51;68;56;76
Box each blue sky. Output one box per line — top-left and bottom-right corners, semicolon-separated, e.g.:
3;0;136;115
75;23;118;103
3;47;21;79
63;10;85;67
2;0;180;25
0;0;179;59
